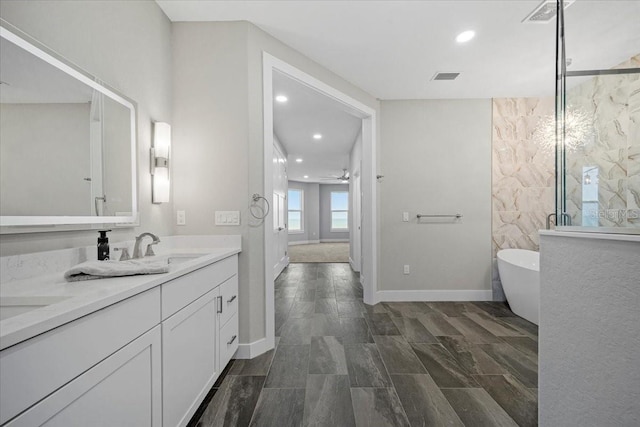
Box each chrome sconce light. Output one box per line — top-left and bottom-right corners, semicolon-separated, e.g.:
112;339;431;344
151;122;171;204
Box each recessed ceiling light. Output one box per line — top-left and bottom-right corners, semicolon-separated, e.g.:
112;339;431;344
303;175;309;179
275;95;288;103
313;134;322;140
295;158;303;163
456;30;475;43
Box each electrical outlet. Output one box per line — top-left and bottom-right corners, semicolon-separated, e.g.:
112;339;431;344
177;210;186;225
403;265;410;275
402;212;409;222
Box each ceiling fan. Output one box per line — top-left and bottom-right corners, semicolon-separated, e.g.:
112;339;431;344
321;169;350;183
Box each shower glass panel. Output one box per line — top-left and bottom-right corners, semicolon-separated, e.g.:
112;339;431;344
554;0;640;233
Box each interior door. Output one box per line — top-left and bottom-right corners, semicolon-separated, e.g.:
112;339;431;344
352;164;362;272
272;143;289;278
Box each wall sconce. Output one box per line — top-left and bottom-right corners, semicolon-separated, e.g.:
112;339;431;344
151;122;171;204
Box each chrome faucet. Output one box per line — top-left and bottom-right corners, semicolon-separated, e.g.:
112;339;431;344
132;232;161;259
546;212;572;229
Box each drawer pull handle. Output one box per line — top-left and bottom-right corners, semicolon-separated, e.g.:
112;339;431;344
227;335;237;345
227;295;237;303
217;296;223;313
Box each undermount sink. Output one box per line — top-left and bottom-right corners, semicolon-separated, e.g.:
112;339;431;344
167;254;202;265
0;296;71;321
134;254;202;266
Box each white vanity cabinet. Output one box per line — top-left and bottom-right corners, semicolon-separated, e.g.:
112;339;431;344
0;288;161;426
5;325;162;427
0;252;240;427
160;255;238;427
217;275;239;370
162;289;219;427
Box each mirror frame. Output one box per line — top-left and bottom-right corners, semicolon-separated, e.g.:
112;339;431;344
0;22;138;230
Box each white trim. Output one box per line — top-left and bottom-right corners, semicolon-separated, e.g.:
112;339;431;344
349;256;359;272
288;240;320;246
376;290;493;302
319;239;350;243
263;52;377;357
234;338;270;359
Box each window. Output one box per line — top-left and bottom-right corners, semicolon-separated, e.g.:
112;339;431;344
288;189;303;232
331;191;349;231
582;166;599;227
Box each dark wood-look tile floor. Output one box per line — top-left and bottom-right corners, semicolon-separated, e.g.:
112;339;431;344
190;263;539;427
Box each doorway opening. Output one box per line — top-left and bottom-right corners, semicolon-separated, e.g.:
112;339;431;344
262;53;377;354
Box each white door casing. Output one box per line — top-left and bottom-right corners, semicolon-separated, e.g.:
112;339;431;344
263;52;377;355
272;142;289;279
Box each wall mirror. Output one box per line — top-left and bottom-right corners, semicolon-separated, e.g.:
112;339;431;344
0;22;138;232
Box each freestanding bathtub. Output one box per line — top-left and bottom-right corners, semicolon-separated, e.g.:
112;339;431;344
497;249;539;325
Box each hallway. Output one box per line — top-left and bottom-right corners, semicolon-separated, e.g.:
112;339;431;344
191;263;538;426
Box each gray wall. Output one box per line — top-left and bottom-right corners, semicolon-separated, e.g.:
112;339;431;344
0;0;173;254
379;100;492;294
287;181;319;243
1;103;91;216
319;184;350;241
539;233;640;426
172;21;379;344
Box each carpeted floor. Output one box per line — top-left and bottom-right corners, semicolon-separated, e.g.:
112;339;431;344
288;242;349;263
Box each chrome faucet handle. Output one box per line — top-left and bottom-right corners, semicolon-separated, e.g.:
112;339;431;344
144;242;158;257
114;247;131;261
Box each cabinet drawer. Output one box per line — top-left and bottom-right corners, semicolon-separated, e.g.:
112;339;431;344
0;288;160;425
218;275;238;326
219;314;239;371
6;326;162;427
162;255;237;320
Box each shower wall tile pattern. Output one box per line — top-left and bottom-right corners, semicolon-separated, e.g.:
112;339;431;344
491;97;555;301
491;97;555;254
565;54;640;228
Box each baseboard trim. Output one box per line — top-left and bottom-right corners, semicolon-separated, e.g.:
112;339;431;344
376;289;493;302
349;257;360;273
235;338;273;359
288;240;320;246
319;239;349;243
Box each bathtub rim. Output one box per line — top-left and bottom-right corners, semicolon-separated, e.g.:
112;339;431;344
497;248;539;272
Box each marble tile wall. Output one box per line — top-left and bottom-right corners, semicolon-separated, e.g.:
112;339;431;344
491;97;555;300
565;54;640;228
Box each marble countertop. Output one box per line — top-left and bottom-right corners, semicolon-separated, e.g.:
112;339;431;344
0;243;241;351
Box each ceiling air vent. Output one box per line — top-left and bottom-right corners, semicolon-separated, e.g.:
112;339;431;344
523;0;575;24
432;72;460;81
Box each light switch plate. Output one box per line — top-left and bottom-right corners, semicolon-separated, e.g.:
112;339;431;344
402;212;409;222
215;211;240;226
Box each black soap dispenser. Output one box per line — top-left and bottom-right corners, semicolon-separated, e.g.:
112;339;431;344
97;230;112;261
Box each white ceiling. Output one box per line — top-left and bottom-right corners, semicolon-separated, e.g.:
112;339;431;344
158;0;640;100
157;0;639;183
273;70;361;183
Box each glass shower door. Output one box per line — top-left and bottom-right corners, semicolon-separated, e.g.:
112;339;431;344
554;0;640;232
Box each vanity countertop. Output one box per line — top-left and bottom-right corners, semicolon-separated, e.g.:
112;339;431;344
0;246;241;351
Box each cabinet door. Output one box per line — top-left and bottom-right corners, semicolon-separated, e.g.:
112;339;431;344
162;288;218;427
6;326;162;427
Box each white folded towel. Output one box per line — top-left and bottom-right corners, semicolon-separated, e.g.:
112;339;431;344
64;259;170;282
